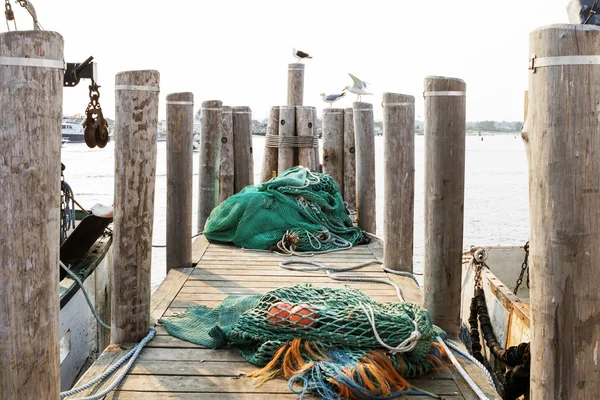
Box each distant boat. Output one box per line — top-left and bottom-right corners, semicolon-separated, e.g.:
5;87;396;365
62;138;70;146
62;121;85;143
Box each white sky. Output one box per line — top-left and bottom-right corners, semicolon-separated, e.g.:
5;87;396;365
7;0;569;121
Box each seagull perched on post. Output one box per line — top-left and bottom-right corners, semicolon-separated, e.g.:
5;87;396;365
293;48;312;63
320;92;346;107
343;73;372;102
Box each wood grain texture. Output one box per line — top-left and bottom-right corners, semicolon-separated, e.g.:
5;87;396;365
423;76;466;337
0;30;63;400
322;108;345;190
277;105;296;174
343;107;357;209
113;70;160;343
219;106;234;203
287;63;304;105
352;102;376;233
383;93;415;272
232;106;253;192
528;24;600;399
261;106;279;182
296;106;317;170
312;108;321;172
198;100;222;230
166;92;194;272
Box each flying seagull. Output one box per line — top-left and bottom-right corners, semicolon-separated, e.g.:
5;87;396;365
320;92;346;107
343;73;372;102
293;48;312;62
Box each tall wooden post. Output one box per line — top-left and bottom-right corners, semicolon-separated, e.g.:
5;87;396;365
0;30;63;400
312;108;321;172
278;105;296;174
352;102;376;233
219;106;234;202
527;24;600;399
198;100;222;230
423;76;466;337
166;92;193;272
296;106;317;170
287;63;304;105
113;70;160;343
383;93;415;272
232;106;253;192
261;106;279;182
322;108;345;191
343;108;356;209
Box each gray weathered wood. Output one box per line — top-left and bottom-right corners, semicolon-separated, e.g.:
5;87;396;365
423;76;466;337
261;106;279;182
527;24;600;399
352;102;376;233
322;108;345;191
166;92;194;272
0;30;63;400
343;108;356;209
198;100;222;230
232;106;253;192
278;105;296;174
219;106;234;202
113;70;160;343
312;108;321;172
383;93;415;272
296;106;317;170
287;63;304;105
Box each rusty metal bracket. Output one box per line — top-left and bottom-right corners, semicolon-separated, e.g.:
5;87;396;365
64;56;97;87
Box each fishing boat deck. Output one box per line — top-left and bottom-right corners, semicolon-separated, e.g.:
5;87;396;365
70;236;498;400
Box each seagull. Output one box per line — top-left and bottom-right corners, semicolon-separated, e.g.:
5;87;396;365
320;92;346;107
343;73;372;102
293;48;312;63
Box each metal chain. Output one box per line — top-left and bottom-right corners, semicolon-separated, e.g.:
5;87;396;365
5;0;16;31
513;241;529;295
60;164;68;243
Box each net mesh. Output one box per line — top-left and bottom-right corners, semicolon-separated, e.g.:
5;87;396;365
160;284;446;399
203;167;367;252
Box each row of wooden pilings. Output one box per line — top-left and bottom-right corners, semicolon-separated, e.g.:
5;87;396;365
1;25;600;399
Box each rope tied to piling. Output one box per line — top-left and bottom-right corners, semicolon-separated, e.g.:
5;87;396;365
265;134;318;148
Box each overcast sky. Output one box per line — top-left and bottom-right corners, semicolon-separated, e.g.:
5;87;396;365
7;0;570;121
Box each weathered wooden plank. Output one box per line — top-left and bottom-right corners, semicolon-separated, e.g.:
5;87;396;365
190;269;388;277
113;69;160;343
186;275;389;283
182;280;398;290
0;30;64;400
145;335;206;348
106;391;302;399
150;267;194;323
178;285;402;295
191;235;211;264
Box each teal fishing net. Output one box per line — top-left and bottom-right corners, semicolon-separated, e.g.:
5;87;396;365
203;167;368;252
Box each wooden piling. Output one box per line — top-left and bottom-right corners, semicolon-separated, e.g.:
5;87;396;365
166;92;194;272
198;100;222;230
113;70;160;343
423;76;466;337
261;106;279;182
352;102;376;233
232;106;253;192
0;30;63;400
343;108;357;210
382;93;415;272
322;108;345;191
312;108;321;172
278;105;296;174
287;63;304;106
527;24;600;399
219;106;234;202
296;106;317;170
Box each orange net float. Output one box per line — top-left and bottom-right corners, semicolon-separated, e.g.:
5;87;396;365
267;301;292;326
288;303;319;330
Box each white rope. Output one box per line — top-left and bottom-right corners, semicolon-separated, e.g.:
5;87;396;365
359;303;420;354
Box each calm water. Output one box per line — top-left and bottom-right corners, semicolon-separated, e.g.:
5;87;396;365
61;134;529;290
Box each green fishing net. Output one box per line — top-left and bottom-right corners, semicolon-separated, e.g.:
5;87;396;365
203;167;368;252
159;284;446;399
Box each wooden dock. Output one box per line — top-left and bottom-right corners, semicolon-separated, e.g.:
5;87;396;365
70;236;498;399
